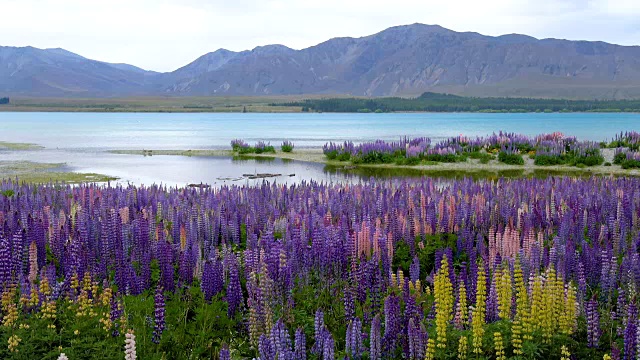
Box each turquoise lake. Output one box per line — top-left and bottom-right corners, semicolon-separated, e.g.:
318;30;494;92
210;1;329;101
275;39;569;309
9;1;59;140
1;112;639;185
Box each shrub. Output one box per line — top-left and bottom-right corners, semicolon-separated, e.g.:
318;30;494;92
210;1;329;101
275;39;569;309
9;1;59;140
604;162;612;166
281;140;294;153
336;152;351;161
238;146;255;154
254;141;275;154
467;151;494;164
498;151;524;165
534;154;568;166
230;139;249;152
622;159;640;169
395;157;421;166
424;154;462;163
613;151;627;165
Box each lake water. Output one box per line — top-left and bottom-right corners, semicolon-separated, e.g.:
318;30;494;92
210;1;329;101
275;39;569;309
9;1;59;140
1;112;639;185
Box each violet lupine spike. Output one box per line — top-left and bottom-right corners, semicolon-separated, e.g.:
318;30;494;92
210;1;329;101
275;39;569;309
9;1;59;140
409;256;420;283
152;285;166;344
345;317;364;358
586;297;601;348
370;314;381;360
219;344;231;360
624;303;637;360
226;255;243;318
311;309;325;355
294;327;307;360
321;330;334;360
259;334;276;360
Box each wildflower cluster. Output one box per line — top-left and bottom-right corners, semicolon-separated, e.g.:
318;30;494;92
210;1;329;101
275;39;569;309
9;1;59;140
0;176;639;358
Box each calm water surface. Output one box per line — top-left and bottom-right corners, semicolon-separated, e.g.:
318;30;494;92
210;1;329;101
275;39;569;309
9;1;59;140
1;112;639;185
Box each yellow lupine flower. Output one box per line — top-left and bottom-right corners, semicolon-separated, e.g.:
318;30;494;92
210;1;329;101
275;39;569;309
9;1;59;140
424;337;436;360
457;335;468;360
493;332;506;360
561;284;577;335
434;257;453;349
529;275;544;333
472;263;486;355
514;259;531;344
497;265;512;320
560;345;571;360
455;279;468;328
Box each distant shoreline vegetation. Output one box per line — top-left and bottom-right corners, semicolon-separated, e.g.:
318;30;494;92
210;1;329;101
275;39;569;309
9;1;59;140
276;92;640;113
0;97;9;105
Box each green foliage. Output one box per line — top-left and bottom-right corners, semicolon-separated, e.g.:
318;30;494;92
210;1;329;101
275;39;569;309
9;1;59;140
613;151;627;164
281;144;294;153
570;152;604;167
238;146;256;154
277;92;640;113
498;152;524;165
622;159;640;169
467;151;494;164
352;151;398;164
254;146;275;154
534;154;568;166
0;97;9;105
395;157;421;166
424;154;465;163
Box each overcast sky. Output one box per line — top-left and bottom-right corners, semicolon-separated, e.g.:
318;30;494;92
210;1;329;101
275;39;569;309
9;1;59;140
1;0;639;72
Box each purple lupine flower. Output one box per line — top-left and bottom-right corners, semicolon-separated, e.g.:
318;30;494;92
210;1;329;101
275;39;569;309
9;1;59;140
407;317;425;360
201;258;223;302
259;334;276;360
321;330;334;360
0;235;11;292
294;327;307;360
152;285;165;344
219;344;231;360
345;317;364;358
409;256;420;283
312;309;325;355
110;297;123;337
270;319;293;360
226;255;243;317
370;314;381;360
624;303;637;360
586;297;601;348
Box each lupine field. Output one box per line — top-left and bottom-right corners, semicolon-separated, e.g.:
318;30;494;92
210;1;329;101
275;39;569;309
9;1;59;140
1;174;640;359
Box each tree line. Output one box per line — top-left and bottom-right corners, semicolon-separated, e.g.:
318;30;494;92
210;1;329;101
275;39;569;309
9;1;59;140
276;92;640;113
0;97;9;105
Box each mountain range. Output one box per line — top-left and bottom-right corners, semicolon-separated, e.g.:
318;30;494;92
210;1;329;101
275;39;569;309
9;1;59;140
2;23;640;99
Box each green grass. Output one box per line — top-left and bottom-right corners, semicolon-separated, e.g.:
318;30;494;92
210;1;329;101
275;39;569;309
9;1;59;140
0;161;117;183
0;141;44;150
0;95;352;113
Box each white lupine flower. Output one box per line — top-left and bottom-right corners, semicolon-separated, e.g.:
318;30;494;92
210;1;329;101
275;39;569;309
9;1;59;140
57;354;69;360
124;331;137;360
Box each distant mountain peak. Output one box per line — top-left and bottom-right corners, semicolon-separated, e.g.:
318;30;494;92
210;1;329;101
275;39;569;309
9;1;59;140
2;23;640;99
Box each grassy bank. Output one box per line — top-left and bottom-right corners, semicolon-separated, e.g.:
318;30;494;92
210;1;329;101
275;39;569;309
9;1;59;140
0;141;44;150
0;161;117;183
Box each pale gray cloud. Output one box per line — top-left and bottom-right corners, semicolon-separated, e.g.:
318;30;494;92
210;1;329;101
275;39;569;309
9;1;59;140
0;0;637;72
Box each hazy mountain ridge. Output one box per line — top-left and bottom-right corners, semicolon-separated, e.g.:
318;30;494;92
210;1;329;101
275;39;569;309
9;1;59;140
2;24;640;99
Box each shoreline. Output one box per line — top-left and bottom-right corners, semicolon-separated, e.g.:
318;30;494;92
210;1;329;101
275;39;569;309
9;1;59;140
110;148;640;177
2;106;639;114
